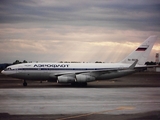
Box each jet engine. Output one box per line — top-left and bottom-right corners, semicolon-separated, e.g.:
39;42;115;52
76;74;95;82
57;75;75;83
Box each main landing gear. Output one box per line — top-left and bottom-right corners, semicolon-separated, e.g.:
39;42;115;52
23;80;27;86
71;82;87;87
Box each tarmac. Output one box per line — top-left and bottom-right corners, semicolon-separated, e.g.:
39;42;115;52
0;71;160;120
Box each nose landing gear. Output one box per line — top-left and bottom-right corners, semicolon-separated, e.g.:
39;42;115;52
23;80;27;86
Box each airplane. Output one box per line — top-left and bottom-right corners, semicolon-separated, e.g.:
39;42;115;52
1;35;157;86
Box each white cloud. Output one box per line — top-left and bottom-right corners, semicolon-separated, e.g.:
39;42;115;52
0;26;159;63
0;0;160;63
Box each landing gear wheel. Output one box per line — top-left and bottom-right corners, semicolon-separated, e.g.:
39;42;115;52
82;82;87;86
71;82;87;87
23;80;27;86
71;83;76;86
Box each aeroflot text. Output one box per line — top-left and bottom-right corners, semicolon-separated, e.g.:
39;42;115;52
34;64;69;68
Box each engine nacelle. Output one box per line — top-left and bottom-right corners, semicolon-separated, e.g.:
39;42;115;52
58;75;75;83
76;74;95;82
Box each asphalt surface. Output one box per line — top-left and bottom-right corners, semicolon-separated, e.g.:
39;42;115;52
0;71;160;88
0;71;160;120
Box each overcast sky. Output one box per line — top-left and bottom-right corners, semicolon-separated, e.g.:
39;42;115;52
0;0;160;63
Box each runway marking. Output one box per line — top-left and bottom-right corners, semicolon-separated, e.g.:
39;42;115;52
56;106;135;120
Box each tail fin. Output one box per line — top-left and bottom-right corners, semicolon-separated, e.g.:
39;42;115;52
121;35;157;65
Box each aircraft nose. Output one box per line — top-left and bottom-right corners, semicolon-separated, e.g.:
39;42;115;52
1;70;7;75
1;70;5;75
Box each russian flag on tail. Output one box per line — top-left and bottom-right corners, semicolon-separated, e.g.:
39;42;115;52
136;45;149;51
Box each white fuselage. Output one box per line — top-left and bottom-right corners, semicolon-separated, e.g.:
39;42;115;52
1;62;142;83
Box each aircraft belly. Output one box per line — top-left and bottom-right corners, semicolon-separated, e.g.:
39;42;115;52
98;70;135;80
12;71;50;80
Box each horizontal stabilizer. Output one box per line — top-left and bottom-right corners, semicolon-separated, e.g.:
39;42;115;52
129;59;138;69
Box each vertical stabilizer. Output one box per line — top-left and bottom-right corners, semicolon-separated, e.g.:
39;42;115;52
121;35;157;65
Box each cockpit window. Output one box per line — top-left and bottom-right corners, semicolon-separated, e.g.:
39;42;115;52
4;67;12;71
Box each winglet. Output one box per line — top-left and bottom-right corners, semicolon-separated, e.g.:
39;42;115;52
129;59;138;69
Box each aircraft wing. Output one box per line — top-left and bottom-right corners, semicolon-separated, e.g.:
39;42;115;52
52;60;138;77
135;64;159;71
137;65;159;68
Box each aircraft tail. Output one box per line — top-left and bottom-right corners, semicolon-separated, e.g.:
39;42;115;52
120;35;157;65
